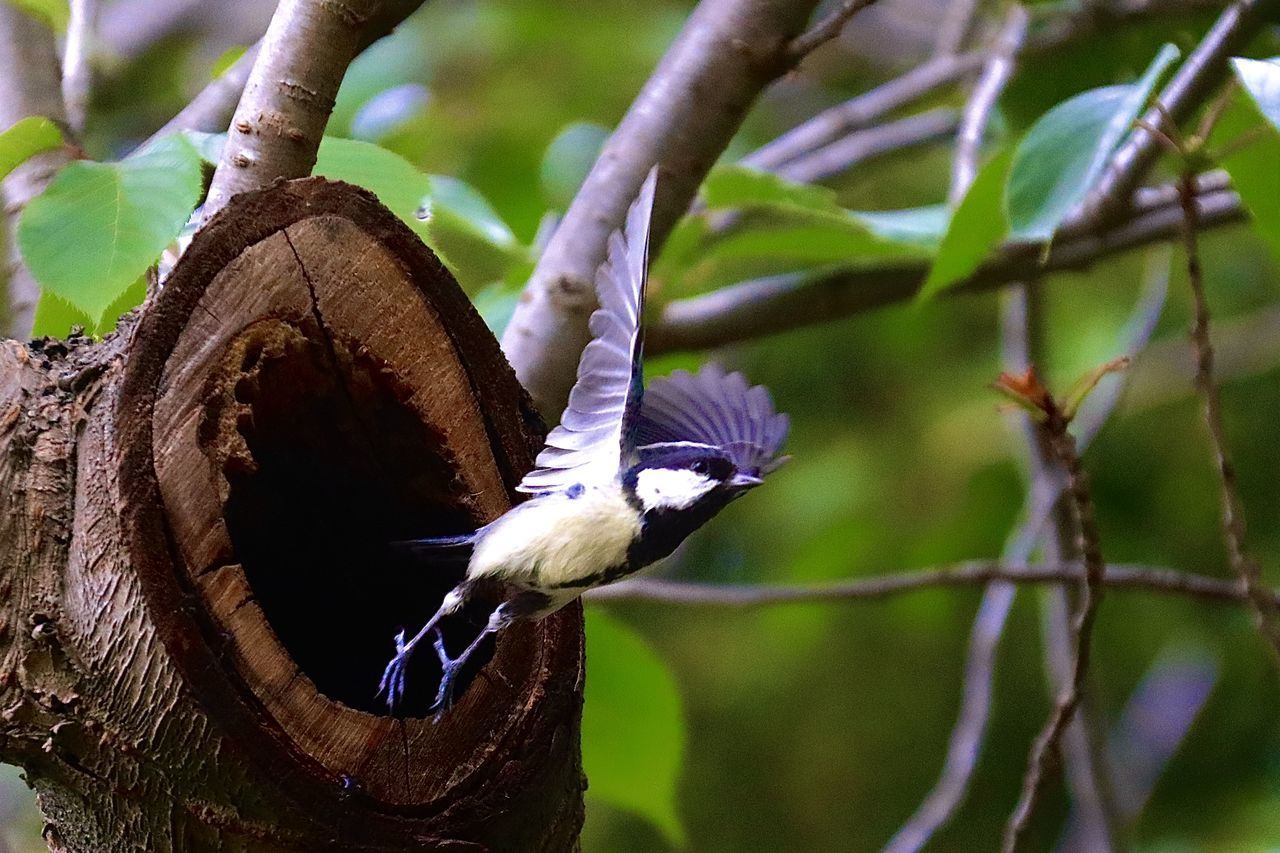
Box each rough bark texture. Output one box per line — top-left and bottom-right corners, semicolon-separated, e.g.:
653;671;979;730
0;178;585;851
203;0;382;218
500;0;825;420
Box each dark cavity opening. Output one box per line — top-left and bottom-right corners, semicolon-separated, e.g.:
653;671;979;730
217;325;499;717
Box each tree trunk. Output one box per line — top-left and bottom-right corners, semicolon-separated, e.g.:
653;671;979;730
0;178;585;851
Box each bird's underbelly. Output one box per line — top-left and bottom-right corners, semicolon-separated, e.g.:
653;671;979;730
467;487;642;594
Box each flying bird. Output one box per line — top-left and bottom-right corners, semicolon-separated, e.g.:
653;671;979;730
380;167;789;715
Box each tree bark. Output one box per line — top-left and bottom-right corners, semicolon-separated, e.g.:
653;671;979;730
0;178;585;851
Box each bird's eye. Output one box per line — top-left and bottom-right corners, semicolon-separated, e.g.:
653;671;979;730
692;460;708;475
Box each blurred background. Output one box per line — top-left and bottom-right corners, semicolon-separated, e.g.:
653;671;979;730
4;0;1280;850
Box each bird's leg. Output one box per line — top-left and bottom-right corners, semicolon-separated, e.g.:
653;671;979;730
430;602;517;719
377;585;467;712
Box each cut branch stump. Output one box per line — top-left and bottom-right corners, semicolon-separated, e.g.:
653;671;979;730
0;178;585;851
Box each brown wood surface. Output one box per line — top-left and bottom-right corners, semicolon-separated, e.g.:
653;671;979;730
0;178;587;851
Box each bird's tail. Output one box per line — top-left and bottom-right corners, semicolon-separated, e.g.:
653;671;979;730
391;532;477;566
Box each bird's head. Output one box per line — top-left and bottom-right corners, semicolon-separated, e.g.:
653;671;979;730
624;443;763;515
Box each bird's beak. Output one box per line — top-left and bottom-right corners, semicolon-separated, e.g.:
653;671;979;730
729;472;764;490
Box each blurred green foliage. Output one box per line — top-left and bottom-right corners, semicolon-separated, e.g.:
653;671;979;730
5;1;1280;850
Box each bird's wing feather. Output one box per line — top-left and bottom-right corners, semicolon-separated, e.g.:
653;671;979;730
518;167;657;493
634;364;790;475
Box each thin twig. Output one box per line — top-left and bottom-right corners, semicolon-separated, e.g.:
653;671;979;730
933;0;981;57
62;0;96;134
1083;0;1277;223
0;4;71;339
1003;391;1111;852
786;0;878;60
883;285;1045;853
647;175;1240;354
743;51;987;172
1177;169;1280;666
778;107;959;183
145;43;260;145
950;5;1029;204
587;562;1268;608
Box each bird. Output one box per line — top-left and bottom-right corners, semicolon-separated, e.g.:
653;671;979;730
378;167;790;716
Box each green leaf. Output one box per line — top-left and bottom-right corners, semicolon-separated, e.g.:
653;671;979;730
422;175;531;290
582;611;686;847
0;116;63;182
675;209;934;295
5;0;68;31
1231;57;1280;131
850;205;948;248
702;165;842;214
541;122;610;210
18;135;201;324
1220;58;1280;264
32;276;146;339
210;45;248;78
183;130;227;165
668;167;938;295
1009;43;1179;241
471;281;521;336
313;136;432;235
312;137;530;289
919;149;1016;301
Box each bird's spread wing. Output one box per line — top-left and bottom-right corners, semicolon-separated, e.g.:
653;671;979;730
634;364;790;475
518;167;658;493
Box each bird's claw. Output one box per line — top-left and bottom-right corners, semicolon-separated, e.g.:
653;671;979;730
377;630;412;713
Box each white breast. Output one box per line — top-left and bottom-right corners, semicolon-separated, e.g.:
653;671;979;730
468;485;642;590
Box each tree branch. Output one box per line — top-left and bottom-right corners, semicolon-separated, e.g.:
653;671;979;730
743;50;987;173
587;562;1273;609
202;0;427;219
0;4;71;340
647;175;1241;354
147;43;260;144
786;0;878;60
1177;170;1280;666
778;107;959;184
1003;392;1112;852
1083;0;1277;222
62;0;97;135
500;0;877;419
147;0;425;151
949;6;1029;204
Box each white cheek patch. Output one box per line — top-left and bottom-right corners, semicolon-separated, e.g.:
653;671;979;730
635;468;717;512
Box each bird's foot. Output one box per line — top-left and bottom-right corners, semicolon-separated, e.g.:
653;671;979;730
429;629;460;720
377;630;412;713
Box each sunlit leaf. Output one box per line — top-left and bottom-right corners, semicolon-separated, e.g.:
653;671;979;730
918;149;1015;301
850;205;947;248
675;209;933;295
313;136;431;236
1231;57;1280;130
582;610;686;847
6;0;68;31
31;276;146;339
210;45;248;78
1008;43;1179;241
18;135;201;324
701;165;841;214
421;175;530;289
1220;57;1280;263
541;122;610;210
0;116;63;182
183;130;227;165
